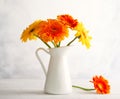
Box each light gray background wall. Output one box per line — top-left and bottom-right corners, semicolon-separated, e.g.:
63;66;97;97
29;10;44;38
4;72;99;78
0;0;120;80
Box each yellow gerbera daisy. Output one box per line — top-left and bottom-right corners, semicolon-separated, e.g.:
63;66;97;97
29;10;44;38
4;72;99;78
74;22;92;48
20;20;41;42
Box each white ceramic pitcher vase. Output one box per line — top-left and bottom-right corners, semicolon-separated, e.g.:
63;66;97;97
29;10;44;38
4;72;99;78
35;46;72;94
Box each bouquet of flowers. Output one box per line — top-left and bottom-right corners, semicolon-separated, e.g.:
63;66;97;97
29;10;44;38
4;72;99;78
20;14;92;48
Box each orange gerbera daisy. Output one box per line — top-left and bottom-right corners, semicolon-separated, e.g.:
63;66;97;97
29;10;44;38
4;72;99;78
90;76;110;94
57;14;78;29
37;20;52;42
38;19;69;45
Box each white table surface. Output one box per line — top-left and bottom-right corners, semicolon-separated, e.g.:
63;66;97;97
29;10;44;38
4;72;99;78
0;79;120;99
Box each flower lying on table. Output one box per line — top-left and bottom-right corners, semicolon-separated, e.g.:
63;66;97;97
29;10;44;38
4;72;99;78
20;14;92;48
72;75;110;94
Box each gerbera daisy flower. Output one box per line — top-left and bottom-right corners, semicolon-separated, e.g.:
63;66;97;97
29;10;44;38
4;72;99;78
74;22;92;48
20;20;41;42
38;19;69;46
57;14;78;29
37;20;52;43
90;75;110;94
47;19;69;44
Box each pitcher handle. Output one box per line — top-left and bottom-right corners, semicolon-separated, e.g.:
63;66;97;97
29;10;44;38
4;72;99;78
35;48;49;76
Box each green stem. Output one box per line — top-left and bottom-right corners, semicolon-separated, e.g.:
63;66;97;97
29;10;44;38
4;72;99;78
57;42;61;47
43;41;51;48
51;41;61;48
72;85;95;91
67;37;78;46
51;41;56;47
